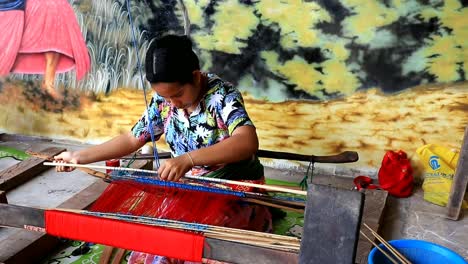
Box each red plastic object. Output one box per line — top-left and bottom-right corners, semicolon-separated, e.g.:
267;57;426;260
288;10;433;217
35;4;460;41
378;150;414;197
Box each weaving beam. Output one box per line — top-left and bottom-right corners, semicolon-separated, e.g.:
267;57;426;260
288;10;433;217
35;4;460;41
0;203;298;263
36;158;305;212
43;162;309;196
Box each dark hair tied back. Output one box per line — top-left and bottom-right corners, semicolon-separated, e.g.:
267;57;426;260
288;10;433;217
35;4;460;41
145;35;200;84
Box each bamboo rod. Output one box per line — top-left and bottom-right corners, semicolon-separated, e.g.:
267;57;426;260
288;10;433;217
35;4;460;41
206;233;300;252
242;198;304;213
44;162;154;174
43;162;307;195
165;226;301;249
114;215;300;244
363;223;412;264
360;231;399;264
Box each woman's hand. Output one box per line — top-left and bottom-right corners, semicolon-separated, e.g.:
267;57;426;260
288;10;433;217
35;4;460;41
53;151;81;172
157;153;194;181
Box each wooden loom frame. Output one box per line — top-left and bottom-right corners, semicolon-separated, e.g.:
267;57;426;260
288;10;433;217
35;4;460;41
0;136;367;263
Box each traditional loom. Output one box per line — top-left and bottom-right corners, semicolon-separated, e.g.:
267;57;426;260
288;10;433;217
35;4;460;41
0;150;366;263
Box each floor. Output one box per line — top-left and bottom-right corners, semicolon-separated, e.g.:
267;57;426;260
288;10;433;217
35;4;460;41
381;188;468;259
0;135;467;262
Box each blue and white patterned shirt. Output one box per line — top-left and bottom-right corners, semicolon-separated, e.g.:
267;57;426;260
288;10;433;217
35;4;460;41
131;73;255;176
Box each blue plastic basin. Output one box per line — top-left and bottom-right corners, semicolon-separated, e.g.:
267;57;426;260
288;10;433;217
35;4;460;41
368;239;467;264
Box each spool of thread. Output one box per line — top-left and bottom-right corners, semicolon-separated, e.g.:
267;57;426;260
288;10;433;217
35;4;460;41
105;159;120;174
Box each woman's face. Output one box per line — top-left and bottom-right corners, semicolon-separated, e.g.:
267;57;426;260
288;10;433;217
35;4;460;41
152;81;199;109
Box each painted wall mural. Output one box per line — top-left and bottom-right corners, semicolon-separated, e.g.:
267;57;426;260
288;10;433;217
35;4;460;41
0;0;467;171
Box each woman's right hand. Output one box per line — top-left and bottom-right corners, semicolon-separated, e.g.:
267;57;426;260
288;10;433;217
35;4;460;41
53;151;80;172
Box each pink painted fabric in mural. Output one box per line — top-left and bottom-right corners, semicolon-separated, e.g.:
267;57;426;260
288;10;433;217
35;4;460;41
0;10;24;76
0;0;90;80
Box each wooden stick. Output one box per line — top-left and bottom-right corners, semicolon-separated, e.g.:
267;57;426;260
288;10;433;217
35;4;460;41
257;150;359;163
43;162;307;195
206;233;300;251
98;246;114;264
363;223;412;264
115;214;300;243
111;248;126;264
192;229;300;248
122;150;359;164
242;198;304;213
28;151;111;180
360;231;399;264
43;162;153;174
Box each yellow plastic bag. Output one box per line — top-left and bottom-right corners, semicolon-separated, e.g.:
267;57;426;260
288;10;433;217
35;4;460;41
416;144;467;208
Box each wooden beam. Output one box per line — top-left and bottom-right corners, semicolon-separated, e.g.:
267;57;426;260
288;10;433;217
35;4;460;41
203;238;298;263
0;203;299;264
447;125;468;220
0;133;53;143
311;175;388;264
299;184;364;264
355;189;389;264
123;150;359;163
0;147;65;191
258;150;359;163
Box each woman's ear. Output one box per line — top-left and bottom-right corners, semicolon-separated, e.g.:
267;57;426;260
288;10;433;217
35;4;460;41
192;70;201;84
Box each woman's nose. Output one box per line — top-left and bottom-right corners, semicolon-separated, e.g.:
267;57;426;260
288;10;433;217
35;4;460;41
170;100;182;108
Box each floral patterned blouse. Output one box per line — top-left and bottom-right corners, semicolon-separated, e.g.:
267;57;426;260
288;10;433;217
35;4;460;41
131;73;256;176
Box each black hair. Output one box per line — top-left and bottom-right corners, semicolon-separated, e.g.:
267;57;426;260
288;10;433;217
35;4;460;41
145;35;200;84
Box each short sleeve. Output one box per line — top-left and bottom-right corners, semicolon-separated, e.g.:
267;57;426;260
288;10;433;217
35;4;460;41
131;95;165;143
220;87;254;135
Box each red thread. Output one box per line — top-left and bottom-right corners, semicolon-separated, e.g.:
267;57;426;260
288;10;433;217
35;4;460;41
226;179;265;192
45;210;204;262
90;181;239;225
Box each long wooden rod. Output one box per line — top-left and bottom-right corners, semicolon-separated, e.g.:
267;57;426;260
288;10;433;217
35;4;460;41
121;150;359;163
363;223;412;264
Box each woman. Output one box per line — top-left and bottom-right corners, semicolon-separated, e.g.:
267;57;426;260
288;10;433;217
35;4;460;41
55;34;271;264
0;0;90;99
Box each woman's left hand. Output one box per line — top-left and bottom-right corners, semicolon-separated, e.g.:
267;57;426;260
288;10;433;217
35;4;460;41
157;154;194;181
